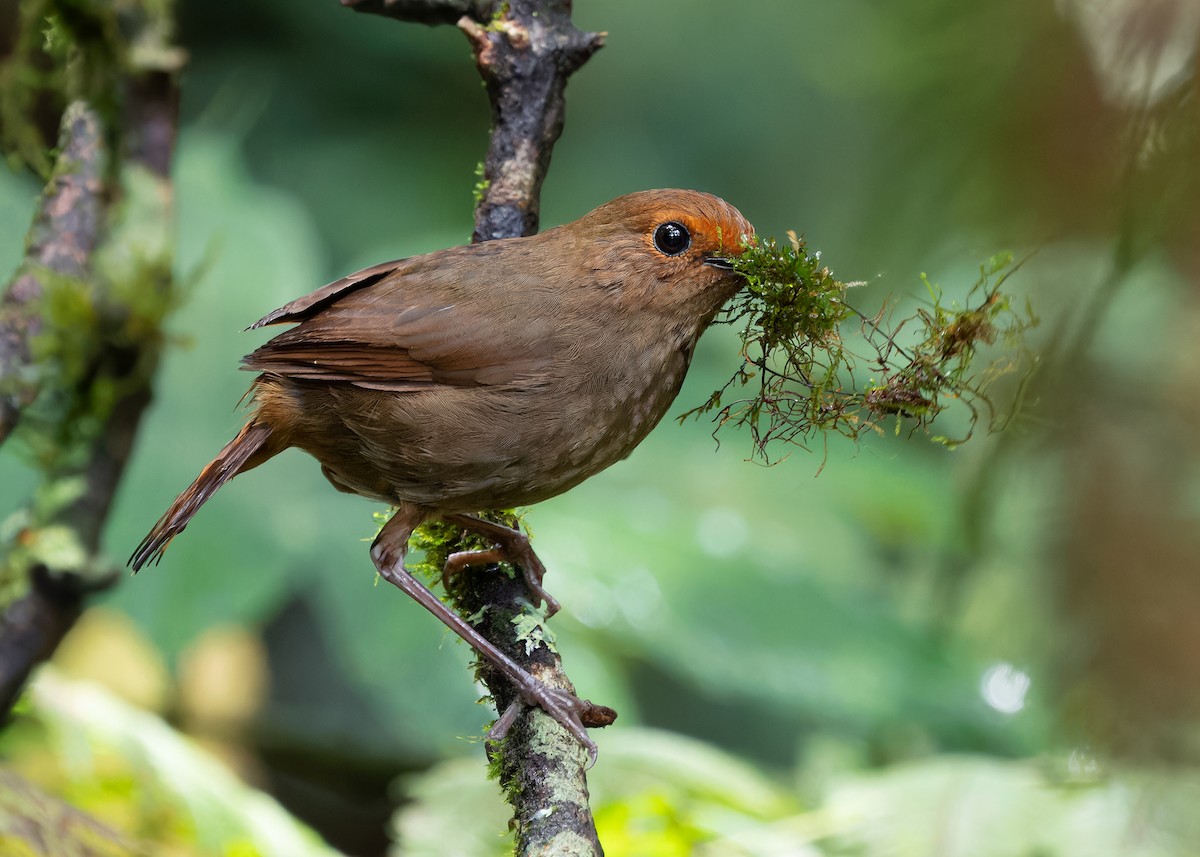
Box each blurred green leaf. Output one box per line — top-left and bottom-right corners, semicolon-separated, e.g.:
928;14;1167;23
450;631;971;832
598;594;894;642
823;756;1200;857
2;670;344;857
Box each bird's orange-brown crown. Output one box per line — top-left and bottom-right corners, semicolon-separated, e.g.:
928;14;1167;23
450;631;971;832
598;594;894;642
585;188;754;262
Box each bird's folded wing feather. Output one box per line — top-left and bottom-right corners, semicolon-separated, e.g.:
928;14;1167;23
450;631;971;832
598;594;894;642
241;249;555;391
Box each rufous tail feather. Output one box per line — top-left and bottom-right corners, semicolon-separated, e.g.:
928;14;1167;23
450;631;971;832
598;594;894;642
130;420;275;571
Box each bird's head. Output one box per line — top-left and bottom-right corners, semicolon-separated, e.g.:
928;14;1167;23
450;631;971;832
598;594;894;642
568;188;755;325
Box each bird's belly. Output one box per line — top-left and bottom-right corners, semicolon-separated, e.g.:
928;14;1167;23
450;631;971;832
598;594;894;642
294;358;687;512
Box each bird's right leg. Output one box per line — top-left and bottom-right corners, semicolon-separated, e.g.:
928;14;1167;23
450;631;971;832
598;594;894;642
371;505;600;761
440;513;561;617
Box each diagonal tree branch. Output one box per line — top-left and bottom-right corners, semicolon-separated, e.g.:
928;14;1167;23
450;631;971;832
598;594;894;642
0;0;182;721
342;1;607;854
0;103;106;446
0;101;109;715
458;4;604;242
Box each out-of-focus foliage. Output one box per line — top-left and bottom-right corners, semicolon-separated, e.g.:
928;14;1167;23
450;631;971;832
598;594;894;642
394;731;1200;857
0;669;342;857
1;770;136;857
3;670;1195;857
1;0;1199;854
821;757;1200;857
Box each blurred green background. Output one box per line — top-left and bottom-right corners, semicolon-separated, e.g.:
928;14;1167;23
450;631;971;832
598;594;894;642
2;1;1199;855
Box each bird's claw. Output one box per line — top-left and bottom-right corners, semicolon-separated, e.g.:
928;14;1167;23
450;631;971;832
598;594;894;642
501;541;561;618
442;517;562;616
485;680;617;768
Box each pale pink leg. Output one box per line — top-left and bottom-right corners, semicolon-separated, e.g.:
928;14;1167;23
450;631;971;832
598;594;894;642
371;506;594;761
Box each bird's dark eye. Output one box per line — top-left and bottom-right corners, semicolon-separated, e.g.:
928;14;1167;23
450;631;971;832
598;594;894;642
653;221;691;256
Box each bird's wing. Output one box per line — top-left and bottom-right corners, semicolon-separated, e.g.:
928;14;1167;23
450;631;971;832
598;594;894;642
247;259;405;330
242;247;556;391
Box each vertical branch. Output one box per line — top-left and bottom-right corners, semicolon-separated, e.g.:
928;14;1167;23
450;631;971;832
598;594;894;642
452;564;606;856
459;1;604;241
342;0;603;240
341;1;606;853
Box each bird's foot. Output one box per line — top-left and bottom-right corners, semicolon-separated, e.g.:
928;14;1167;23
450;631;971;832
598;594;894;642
373;508;612;761
486;678;618;768
443;514;561;617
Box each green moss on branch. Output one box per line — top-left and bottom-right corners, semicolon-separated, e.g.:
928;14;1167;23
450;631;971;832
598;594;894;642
683;235;1038;460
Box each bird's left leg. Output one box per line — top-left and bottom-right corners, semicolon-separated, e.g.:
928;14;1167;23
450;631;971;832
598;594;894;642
440;513;560;617
371;506;601;761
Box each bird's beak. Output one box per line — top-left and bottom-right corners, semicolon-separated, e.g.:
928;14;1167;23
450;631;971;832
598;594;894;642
703;256;735;271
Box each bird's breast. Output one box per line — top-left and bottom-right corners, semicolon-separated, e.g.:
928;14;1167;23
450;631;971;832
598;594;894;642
281;323;698;513
550;333;693;476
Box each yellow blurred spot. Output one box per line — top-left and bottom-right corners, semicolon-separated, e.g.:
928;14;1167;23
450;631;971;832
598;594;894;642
52;608;169;712
177;625;268;731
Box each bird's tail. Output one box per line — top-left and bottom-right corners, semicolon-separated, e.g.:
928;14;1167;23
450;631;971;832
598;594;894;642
130;420;276;571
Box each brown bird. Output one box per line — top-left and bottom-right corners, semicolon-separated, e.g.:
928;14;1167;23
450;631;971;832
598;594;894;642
131;189;753;757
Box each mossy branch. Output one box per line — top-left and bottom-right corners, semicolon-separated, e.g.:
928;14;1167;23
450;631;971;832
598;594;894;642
0;0;181;721
0;102;106;447
348;2;606;854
